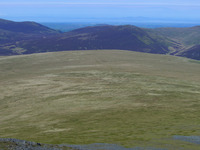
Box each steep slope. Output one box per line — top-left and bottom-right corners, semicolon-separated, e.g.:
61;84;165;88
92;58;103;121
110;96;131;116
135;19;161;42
153;26;200;47
145;28;176;52
177;45;200;60
145;26;200;60
17;25;169;54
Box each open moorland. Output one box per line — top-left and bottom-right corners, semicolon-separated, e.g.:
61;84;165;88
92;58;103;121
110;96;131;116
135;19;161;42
0;50;200;149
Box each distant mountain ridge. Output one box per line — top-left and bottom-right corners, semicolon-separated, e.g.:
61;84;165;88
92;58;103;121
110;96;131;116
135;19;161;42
17;25;168;54
0;18;200;60
0;18;58;34
0;18;60;55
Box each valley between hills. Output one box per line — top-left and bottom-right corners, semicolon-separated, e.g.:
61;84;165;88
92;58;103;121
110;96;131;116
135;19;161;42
0;19;200;150
0;18;200;60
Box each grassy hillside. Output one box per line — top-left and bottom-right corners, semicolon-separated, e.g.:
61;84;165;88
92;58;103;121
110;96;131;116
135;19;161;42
0;50;200;149
145;26;200;59
153;26;200;47
177;45;200;60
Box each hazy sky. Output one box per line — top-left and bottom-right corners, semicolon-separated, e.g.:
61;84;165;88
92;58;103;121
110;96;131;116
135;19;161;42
1;0;200;22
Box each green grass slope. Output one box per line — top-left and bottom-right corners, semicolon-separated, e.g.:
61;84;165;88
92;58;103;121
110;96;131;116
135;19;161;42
0;50;200;149
153;26;200;47
146;26;200;60
177;45;200;60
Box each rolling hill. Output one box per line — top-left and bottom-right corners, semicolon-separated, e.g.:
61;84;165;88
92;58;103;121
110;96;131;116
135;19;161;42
0;50;200;150
17;25;169;54
0;18;200;60
0;18;59;34
0;18;60;55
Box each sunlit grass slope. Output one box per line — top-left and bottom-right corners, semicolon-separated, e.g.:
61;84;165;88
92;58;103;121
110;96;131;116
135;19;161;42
0;50;200;149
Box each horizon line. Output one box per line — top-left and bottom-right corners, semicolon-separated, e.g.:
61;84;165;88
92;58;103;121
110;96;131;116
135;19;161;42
1;2;200;7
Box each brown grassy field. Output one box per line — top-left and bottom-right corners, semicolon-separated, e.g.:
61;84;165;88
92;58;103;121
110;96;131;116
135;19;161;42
0;50;200;149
